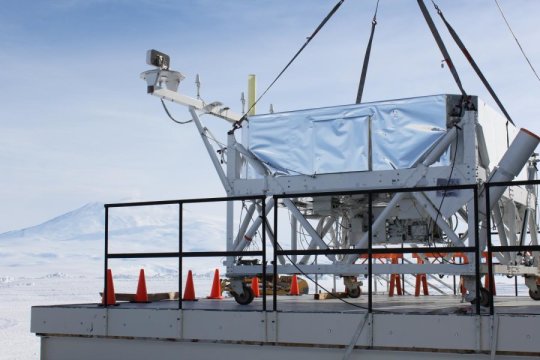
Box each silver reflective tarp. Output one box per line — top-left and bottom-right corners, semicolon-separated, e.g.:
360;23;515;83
244;95;449;176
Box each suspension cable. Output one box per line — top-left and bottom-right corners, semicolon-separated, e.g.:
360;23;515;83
494;0;540;83
356;0;380;104
231;0;346;132
431;0;515;126
417;0;467;97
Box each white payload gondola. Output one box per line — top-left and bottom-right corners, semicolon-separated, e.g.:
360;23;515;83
142;67;540;306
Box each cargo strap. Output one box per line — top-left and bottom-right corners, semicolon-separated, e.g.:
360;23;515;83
417;0;467;97
355;0;379;104
431;0;515;126
231;0;346;132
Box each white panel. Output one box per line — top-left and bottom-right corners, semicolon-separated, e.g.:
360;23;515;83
31;306;106;336
496;314;540;353
276;312;370;346
246;95;449;177
40;334;540;360
183;310;265;342
477;100;519;172
107;309;179;338
372;314;488;350
312;114;369;173
33;306;540;355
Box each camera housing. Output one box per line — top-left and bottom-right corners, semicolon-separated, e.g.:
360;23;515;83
146;49;170;70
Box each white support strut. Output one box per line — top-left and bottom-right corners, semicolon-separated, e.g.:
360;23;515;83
189;107;233;194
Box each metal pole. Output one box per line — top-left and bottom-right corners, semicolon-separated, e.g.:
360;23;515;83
179;202;183;310
474;187;481;315
401;243;405;295
485;184;495;315
315;256;319;294
291;215;298;264
261;197;267;312
273;196;278;312
189;107;232;193
368;192;373;314
104;206;109;307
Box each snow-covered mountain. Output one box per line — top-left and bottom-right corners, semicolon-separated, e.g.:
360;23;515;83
0;202;227;278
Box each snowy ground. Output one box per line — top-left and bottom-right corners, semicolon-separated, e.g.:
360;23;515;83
0;274;214;360
0;202;222;359
1;275;101;360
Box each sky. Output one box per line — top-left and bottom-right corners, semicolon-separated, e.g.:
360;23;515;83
1;0;540;233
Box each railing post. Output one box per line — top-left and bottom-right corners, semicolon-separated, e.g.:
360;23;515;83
273;195;278;312
474;186;481;315
179;202;183;310
104;205;109;307
368;192;373;314
485;183;494;315
261;197;267;312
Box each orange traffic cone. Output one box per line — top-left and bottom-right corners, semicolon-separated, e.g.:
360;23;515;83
183;270;197;301
102;269;117;305
134;269;149;303
207;269;223;299
251;276;260;297
289;274;300;296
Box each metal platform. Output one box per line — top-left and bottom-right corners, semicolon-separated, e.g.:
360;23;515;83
32;295;540;359
32;294;540;314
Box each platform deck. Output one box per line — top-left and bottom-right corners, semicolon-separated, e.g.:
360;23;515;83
32;294;540;359
37;294;540;315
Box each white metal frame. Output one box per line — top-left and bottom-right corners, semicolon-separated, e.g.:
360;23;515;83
142;68;540;301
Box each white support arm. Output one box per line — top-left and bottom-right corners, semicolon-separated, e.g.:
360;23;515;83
155;88;241;123
234;198;275;252
299;217;335;265
189;107;232;193
232;202;257;249
141;69;241;123
411;192;466;248
232;142;270;177
282;198;336;263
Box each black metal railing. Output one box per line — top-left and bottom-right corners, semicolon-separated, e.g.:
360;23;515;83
485;179;540;315
103;195;267;310
102;180;540;315
272;183;481;313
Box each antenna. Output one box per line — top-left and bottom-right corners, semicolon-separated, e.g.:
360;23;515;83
195;74;201;99
240;92;246;114
269;104;274;113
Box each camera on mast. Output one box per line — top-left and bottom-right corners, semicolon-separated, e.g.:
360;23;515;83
146;49;170;70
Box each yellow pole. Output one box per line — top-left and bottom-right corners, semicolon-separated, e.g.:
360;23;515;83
247;74;256;116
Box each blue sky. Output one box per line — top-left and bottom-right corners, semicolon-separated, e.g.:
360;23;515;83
1;0;540;232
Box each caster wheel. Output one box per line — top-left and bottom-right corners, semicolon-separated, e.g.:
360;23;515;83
529;289;540;301
233;285;254;305
347;285;362;299
472;287;493;307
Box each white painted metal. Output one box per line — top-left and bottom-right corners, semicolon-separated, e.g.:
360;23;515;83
38;336;540;360
32;305;540;358
141;69;241;123
142;66;540;304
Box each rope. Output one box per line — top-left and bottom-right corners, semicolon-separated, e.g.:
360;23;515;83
231;0;346;132
356;0;380;104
